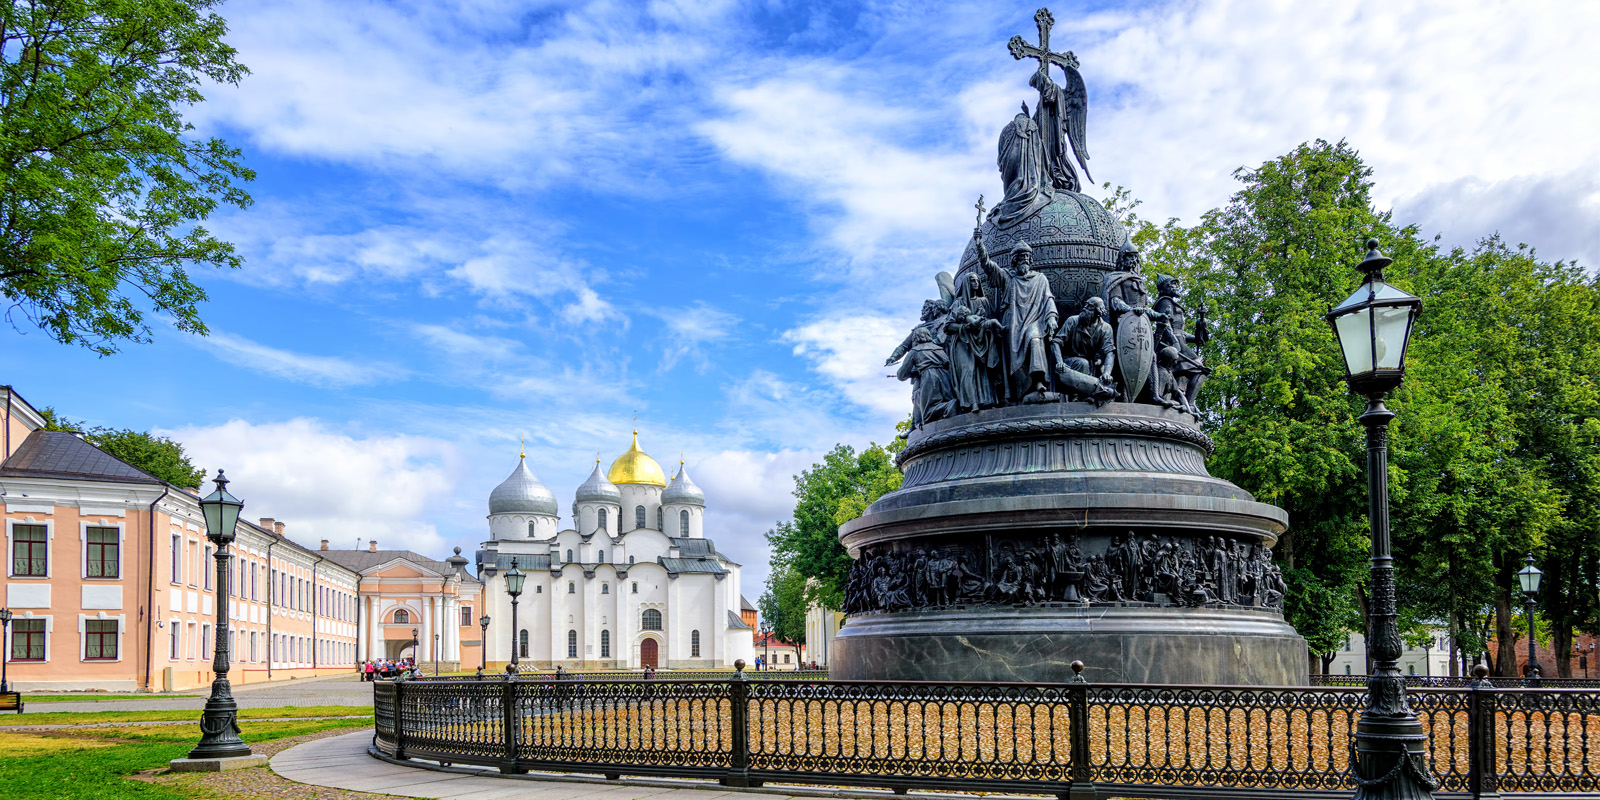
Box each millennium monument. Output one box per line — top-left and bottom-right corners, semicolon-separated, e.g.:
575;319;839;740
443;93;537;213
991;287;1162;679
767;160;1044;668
834;9;1308;685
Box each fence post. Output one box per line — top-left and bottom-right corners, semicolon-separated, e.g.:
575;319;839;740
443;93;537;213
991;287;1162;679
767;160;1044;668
1466;665;1500;800
1065;660;1098;800
500;672;525;774
392;677;407;761
723;659;753;788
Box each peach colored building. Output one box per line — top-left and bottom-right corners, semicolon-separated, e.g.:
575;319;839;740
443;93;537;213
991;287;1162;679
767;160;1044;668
1;385;360;692
320;542;482;674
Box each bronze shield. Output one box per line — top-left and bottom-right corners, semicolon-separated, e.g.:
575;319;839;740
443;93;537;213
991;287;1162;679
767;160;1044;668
1115;312;1154;402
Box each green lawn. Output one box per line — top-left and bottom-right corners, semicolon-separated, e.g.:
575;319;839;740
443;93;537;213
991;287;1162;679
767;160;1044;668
0;717;370;800
21;693;201;703
0;705;372;726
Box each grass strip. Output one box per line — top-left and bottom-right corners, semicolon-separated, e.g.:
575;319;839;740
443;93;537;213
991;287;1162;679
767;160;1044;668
20;693;201;703
0;705;373;726
0;717;370;800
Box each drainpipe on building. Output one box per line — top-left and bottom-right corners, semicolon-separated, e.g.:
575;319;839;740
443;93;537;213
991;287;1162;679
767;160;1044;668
312;556;323;669
143;486;171;692
265;539;276;680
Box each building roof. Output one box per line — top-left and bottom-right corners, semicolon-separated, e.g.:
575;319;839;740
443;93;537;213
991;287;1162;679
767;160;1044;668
479;552;554;572
488;456;558;516
659;557;727;575
607;431;666;487
321;548;462;578
661;462;705;506
575;460;621;503
0;430;162;485
727;610;752;630
741;595;756;612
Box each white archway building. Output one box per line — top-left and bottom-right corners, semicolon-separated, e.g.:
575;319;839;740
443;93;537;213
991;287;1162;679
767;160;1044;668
476;433;754;670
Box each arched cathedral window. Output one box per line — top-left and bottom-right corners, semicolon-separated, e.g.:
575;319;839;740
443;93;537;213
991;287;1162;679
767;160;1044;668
629;555;635;565
601;630;611;658
568;581;575;593
566;549;574;563
602;583;610;594
656;507;662;530
691;629;700;657
631;582;638;594
598;549;604;563
598;508;607;531
528;520;536;537
519;630;529;658
635;505;646;530
567;629;578;658
641;609;662;631
680;509;689;536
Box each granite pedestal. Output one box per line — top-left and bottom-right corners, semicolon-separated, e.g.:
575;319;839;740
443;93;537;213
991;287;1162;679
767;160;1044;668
834;402;1309;686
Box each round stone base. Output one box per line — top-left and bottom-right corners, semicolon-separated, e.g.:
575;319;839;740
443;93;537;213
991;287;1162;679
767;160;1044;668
831;605;1309;685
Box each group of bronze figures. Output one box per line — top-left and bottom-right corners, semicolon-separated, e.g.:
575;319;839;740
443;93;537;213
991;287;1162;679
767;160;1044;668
886;234;1212;430
843;533;1286;614
885;9;1211;430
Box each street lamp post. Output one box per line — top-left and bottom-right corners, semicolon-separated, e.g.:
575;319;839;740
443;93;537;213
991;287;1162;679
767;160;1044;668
479;614;490;672
504;559;525;674
1517;554;1544;681
0;608;12;693
1327;239;1434;800
186;471;253;761
410;628;418;670
434;633;440;677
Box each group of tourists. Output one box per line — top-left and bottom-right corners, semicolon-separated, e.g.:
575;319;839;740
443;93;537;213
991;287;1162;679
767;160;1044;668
360;658;418;681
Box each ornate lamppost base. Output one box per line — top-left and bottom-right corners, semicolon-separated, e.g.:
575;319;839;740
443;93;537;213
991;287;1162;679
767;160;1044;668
185;677;254;760
1350;714;1439;800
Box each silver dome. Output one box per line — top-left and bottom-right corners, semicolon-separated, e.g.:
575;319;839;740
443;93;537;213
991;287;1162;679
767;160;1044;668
488;457;559;516
662;462;705;506
575;461;622;503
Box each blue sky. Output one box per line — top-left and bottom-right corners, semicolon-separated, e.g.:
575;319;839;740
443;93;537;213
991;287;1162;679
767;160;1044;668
4;0;1597;598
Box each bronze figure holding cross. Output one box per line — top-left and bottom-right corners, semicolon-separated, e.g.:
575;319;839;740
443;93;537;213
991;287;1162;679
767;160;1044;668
1008;8;1092;193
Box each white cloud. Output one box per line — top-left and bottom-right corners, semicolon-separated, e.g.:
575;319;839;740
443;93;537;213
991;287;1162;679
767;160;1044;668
783;313;914;420
656;302;738;372
693;448;823;595
166;418;459;556
193;331;402;388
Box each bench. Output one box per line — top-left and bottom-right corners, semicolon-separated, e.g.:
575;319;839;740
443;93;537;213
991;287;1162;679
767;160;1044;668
0;692;22;714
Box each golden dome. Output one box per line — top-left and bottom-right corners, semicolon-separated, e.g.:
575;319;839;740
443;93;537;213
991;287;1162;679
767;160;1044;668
607;431;667;487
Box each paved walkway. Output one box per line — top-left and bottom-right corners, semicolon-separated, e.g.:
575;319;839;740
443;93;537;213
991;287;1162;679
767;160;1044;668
271;731;981;800
28;673;370;714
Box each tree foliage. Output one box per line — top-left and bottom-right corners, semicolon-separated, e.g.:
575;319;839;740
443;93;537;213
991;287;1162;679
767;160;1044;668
759;428;906;633
1;0;254;354
40;406;205;488
1121;139;1600;675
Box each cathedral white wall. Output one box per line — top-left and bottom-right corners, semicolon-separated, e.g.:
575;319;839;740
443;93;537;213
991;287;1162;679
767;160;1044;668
621;529;671;562
661;504;703;538
488;513;558;541
576;502;620;537
617;484;662;532
725;629;755;666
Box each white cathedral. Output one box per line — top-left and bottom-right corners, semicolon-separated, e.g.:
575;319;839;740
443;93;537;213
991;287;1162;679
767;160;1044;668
475;433;756;670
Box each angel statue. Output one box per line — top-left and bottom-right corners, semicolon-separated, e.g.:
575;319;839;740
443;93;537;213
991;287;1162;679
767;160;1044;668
1009;8;1092;193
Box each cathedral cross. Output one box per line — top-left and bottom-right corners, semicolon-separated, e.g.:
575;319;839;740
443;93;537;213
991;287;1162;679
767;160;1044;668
1008;8;1079;80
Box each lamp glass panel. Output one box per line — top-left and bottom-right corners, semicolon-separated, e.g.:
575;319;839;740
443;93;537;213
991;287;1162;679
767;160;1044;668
1518;565;1542;594
1333;306;1375;376
1373;304;1414;369
201;497;224;538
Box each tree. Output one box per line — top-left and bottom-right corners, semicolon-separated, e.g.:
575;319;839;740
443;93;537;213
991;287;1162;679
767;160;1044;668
757;546;809;644
39;406;205;488
761;426;906;627
1;0;254;354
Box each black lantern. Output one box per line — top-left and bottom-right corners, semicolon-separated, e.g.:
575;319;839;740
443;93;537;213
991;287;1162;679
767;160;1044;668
1326;240;1422;398
0;607;12;694
505;559;524;672
1519;554;1543;680
1328;240;1435;800
198;470;244;545
478;614;491;672
185;471;253;762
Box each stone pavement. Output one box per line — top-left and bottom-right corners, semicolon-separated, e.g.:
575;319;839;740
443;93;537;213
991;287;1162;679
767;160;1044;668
29;673;371;714
271;731;1013;800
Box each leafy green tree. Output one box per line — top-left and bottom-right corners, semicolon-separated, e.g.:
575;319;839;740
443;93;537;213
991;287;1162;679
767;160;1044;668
1;0;254;354
756;548;809;644
39;406;205;488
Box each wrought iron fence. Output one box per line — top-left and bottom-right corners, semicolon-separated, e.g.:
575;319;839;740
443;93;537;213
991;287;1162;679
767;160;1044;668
1312;673;1600;689
372;666;1600;799
404;669;829;682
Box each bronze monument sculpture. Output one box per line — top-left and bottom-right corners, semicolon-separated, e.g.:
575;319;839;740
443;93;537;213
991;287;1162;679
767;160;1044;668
848;8;1307;685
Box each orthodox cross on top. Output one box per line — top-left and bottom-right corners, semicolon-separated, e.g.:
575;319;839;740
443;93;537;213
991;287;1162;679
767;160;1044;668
1008;8;1079;80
